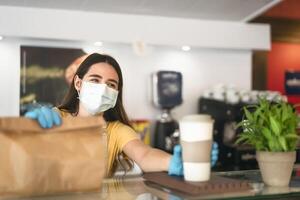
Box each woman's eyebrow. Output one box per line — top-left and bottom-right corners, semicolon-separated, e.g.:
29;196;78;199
88;74;102;79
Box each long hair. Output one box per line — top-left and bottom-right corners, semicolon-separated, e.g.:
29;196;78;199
58;53;133;175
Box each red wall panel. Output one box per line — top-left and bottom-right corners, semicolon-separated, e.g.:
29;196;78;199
267;42;300;106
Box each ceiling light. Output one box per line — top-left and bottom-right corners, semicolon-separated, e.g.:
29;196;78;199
94;41;103;46
0;36;3;40
181;45;191;51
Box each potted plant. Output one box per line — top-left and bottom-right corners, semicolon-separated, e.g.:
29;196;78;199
236;98;299;187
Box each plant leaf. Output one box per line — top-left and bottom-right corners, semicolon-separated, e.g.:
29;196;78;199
278;136;288;151
285;134;299;140
269;116;281;136
268;140;276;151
261;127;272;140
281;103;289;122
244;108;253;121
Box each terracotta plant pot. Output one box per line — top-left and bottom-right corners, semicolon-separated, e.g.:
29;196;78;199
256;151;296;187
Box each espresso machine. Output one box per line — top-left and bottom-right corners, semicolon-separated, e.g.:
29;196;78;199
152;71;183;153
198;97;258;171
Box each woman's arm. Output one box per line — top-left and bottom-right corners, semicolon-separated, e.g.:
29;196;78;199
122;139;171;172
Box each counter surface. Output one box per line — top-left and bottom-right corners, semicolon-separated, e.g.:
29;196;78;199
6;167;300;200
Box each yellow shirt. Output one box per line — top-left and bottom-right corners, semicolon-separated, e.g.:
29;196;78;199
56;109;139;176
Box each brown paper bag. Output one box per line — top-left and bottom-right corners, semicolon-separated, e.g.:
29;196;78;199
0;116;106;198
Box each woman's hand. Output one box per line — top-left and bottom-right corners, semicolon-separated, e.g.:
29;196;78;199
25;106;61;128
168;142;219;176
168;145;183;176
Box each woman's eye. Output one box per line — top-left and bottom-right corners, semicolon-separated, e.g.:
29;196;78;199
90;79;100;83
107;82;117;89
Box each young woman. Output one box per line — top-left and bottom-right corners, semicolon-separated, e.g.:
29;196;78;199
25;53;218;177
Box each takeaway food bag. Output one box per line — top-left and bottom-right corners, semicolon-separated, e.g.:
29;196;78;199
0;116;107;198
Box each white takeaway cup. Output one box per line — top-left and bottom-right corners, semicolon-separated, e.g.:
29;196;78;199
179;114;214;182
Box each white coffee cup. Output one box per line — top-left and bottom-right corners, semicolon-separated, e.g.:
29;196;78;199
179;114;214;182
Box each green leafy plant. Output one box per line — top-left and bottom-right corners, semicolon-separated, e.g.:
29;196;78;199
236;98;299;152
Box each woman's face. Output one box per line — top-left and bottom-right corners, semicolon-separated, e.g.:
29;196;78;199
75;62;119;92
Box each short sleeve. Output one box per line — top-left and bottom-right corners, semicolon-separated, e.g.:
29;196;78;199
117;124;139;151
107;122;139;153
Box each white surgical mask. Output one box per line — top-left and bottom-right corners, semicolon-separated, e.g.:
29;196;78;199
78;81;119;115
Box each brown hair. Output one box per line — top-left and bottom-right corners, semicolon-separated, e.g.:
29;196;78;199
58;53;133;175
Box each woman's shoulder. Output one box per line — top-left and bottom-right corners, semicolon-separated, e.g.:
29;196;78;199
107;121;138;137
107;121;132;131
107;121;139;149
